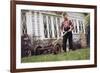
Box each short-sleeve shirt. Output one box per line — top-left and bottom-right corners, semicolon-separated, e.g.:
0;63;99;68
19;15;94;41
61;20;73;31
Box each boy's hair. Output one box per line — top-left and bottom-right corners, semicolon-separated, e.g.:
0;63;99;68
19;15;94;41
63;12;67;17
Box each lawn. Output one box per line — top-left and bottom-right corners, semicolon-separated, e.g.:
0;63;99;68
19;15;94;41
21;48;90;63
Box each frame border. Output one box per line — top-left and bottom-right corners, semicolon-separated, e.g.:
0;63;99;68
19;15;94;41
10;0;97;72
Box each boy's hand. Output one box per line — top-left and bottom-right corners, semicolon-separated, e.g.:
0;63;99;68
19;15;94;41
68;25;73;32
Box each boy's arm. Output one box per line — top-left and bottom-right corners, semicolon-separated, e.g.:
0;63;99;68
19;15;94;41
68;20;74;32
61;22;64;32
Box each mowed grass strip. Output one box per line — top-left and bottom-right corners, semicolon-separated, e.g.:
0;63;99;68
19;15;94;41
21;48;90;63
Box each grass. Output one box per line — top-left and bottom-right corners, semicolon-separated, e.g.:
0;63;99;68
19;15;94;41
21;48;90;63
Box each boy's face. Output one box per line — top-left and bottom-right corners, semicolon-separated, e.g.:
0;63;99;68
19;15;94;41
64;15;68;20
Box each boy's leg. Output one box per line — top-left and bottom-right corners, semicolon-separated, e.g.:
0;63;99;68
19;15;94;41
63;32;67;52
68;32;73;50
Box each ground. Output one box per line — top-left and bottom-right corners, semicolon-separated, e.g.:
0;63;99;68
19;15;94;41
21;48;90;63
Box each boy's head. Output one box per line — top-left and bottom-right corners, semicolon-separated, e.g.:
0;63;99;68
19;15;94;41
63;13;68;21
